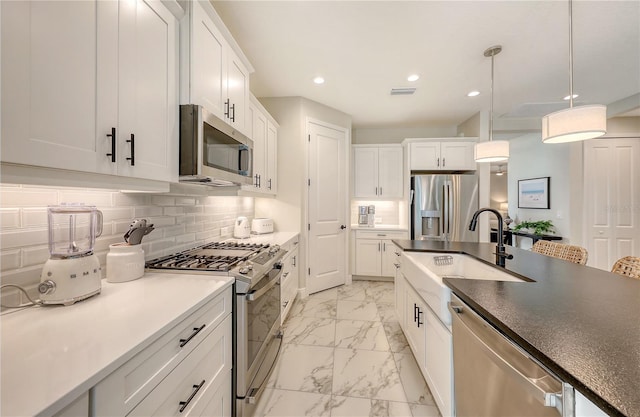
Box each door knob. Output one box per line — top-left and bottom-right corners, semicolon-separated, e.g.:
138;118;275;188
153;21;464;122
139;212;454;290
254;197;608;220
340;225;347;230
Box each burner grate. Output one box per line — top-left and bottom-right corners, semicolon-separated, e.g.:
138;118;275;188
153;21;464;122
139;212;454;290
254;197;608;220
146;241;270;272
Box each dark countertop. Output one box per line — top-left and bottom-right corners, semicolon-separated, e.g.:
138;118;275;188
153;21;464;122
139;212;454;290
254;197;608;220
393;240;640;417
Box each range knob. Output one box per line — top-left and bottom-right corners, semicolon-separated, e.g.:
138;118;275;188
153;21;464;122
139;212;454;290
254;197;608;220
239;267;250;274
269;245;280;254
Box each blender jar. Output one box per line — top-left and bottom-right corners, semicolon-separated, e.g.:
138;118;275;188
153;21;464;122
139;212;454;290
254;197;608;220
47;205;103;258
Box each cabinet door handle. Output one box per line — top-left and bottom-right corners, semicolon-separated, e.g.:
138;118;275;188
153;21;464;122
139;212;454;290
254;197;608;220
126;134;135;166
292;256;296;267
383;242;386;251
378;242;381;251
437;157;440;167
224;99;230;119
417;308;423;327
258;174;261;188
230;103;236;122
178;380;206;412
106;127;116;162
268;178;272;190
375;187;378;195
282;272;289;278
179;324;205;348
394;263;400;269
413;303;418;323
442;157;445;167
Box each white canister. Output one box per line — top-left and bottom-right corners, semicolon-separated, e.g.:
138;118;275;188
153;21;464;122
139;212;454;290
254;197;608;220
106;243;145;283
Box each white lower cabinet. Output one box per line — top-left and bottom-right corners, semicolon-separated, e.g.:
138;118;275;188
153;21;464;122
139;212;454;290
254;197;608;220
397;263;453;417
280;239;299;324
354;230;407;277
53;392;88;417
93;288;232;416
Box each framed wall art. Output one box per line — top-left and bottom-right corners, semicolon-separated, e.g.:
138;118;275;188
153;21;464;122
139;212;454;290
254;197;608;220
518;177;550;209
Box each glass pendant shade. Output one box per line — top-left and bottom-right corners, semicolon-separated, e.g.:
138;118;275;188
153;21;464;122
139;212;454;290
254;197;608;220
542;104;607;143
474;140;509;162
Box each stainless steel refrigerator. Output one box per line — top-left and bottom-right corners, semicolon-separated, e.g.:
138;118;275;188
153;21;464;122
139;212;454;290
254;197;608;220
410;174;479;242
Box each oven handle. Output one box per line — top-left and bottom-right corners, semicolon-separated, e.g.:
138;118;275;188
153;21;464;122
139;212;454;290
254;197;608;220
245;264;283;302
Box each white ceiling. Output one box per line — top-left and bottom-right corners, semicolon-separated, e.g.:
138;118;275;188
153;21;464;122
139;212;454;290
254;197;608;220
212;1;640;129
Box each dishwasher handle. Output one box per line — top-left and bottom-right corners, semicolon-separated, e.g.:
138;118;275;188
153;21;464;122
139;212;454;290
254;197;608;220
448;302;565;410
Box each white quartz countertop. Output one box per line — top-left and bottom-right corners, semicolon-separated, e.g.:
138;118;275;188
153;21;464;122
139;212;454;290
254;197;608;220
0;273;234;417
350;224;409;231
231;231;299;247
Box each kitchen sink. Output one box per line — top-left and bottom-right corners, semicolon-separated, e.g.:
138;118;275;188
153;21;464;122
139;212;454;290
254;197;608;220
405;252;523;282
400;252;524;326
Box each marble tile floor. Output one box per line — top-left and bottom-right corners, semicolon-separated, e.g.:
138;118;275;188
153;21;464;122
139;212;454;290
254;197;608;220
253;280;442;417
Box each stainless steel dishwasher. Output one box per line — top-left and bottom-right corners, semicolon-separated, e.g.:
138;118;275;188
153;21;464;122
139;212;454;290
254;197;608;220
448;294;574;417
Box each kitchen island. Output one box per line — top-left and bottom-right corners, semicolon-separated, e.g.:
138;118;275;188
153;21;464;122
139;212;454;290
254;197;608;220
394;240;639;417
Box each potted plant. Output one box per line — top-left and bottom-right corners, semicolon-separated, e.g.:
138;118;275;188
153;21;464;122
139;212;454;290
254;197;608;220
512;220;555;236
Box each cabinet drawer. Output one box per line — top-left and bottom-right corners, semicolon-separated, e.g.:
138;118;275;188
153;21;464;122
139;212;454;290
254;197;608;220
128;315;232;416
355;230;407;240
93;288;232;416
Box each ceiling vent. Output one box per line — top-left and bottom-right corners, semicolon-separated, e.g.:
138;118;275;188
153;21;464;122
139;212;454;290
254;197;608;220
390;87;416;95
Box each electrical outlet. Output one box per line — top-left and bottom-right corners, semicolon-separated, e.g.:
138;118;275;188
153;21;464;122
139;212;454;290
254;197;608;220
221;226;231;235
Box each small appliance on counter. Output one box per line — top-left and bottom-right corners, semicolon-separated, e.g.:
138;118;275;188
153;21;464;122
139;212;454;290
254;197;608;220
251;218;273;234
367;205;376;227
38;204;103;306
358;206;369;226
234;216;251;238
107;218;154;283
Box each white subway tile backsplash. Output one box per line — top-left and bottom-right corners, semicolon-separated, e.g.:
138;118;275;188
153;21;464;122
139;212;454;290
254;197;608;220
22;208;48;228
151;196;175;206
163;224;186;238
58;190;113;207
101;207;134;223
175;197;196;206
0;209;21;229
134;206;164;217
1;228;49;249
1;189;58;207
1;249;21;271
1;185;254;294
164;206;184;216
22;246;50;268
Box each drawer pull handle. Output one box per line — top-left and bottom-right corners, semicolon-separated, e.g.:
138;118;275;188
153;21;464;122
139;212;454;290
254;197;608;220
179;325;205;348
179;379;205;412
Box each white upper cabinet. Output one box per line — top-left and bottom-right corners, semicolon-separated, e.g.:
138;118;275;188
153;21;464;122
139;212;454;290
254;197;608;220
408;139;477;171
182;0;251;135
242;95;278;195
353;145;403;198
1;0;179;182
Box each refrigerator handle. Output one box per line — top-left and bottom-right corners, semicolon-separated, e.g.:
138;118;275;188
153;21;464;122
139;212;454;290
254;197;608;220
442;184;448;240
409;189;414;205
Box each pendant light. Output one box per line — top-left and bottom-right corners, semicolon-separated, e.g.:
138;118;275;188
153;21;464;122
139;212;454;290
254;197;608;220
474;45;509;163
542;0;606;143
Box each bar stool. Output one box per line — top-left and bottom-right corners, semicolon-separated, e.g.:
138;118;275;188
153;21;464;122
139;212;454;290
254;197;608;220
611;256;640;280
531;240;588;265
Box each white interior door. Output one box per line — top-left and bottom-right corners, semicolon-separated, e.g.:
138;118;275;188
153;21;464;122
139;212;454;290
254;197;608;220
584;138;639;270
307;120;348;294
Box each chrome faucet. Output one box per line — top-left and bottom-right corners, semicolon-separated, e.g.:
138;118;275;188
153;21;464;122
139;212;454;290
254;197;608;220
469;208;513;267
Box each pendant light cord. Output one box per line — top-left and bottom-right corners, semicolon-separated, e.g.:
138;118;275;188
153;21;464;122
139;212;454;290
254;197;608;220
568;0;574;108
489;50;495;142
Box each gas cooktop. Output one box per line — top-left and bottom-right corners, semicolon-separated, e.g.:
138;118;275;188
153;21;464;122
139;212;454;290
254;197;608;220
146;241;269;272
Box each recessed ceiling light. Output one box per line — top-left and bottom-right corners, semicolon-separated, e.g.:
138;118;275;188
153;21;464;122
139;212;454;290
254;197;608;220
467;91;480;97
313;76;325;85
563;94;579;100
407;74;420;82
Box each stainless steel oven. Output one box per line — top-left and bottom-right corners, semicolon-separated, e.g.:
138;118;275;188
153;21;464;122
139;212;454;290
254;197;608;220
145;241;286;417
234;261;284;417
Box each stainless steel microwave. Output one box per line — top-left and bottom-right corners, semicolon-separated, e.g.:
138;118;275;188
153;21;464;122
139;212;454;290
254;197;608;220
179;104;253;186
